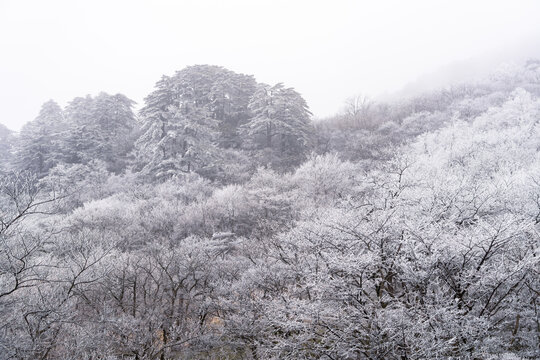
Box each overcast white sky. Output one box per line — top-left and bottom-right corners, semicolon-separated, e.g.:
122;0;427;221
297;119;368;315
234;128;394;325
1;0;540;131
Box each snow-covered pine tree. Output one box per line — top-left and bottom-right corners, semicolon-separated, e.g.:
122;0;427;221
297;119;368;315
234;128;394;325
64;93;136;171
0;124;14;174
135;65;257;180
241;83;313;168
14;100;66;176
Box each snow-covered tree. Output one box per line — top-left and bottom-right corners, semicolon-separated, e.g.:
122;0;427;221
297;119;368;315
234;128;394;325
0;123;14;174
64;93;136;171
14;100;66;176
135;65;257;180
241;83;314;168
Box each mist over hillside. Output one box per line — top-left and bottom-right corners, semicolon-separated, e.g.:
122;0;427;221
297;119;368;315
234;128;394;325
379;36;540;102
2;1;540;359
1;58;539;359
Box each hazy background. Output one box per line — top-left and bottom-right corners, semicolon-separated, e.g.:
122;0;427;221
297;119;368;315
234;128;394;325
1;0;540;131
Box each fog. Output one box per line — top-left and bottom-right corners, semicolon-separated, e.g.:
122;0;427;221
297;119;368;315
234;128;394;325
3;2;540;358
1;0;540;130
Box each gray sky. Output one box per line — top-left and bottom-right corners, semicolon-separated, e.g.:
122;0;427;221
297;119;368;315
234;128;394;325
1;0;540;131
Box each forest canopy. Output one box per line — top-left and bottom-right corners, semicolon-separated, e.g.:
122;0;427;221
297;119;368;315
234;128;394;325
0;61;540;359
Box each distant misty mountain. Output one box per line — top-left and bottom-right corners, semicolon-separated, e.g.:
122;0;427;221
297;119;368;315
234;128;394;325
381;36;540;102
